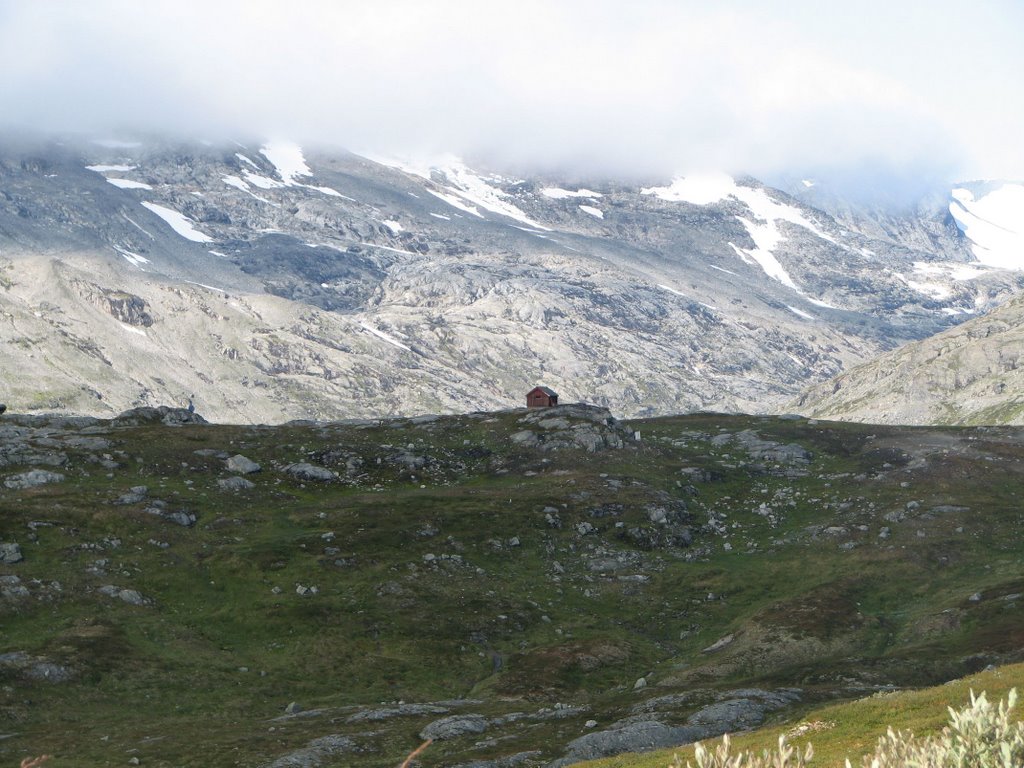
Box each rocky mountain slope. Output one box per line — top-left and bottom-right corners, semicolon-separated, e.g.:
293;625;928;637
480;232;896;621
1;136;1022;422
4;406;1024;766
792;291;1024;425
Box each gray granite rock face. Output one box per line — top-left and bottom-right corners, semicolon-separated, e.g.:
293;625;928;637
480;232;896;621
549;720;706;766
0;140;994;424
4;469;65;489
0;542;23;564
226;454;261;474
264;735;355;768
283;463;337;482
419;714;488;741
218;476;256;491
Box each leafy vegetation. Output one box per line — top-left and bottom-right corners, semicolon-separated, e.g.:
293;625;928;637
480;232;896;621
585;666;1024;768
3;406;1024;766
665;689;1024;768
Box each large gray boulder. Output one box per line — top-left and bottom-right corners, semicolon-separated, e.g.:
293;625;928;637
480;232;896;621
419;713;488;741
346;703;449;723
283;463;337;482
226;454;261;474
454;752;543;768
98;585;149;605
264;735;355;768
218;476;256;492
0;542;23;564
111;406;207;427
551;720;705;766
4;469;65;489
114;486;149;505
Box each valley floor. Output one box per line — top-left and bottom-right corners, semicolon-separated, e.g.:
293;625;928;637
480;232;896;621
2;404;1024;766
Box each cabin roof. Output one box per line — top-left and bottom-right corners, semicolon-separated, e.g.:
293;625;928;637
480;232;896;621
529;386;558;397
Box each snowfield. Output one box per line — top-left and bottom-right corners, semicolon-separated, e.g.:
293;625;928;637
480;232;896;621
106;178;153;190
140;202;214;243
542;187;603;199
260;142;312;184
364;152;550;230
358;322;413;352
644;174;837;296
949;183;1024;270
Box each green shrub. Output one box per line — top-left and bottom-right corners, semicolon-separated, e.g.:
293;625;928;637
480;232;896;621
670;690;1024;768
850;689;1024;768
672;734;813;768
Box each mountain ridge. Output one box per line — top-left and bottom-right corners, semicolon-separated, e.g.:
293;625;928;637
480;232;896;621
2;136;1022;423
792;290;1024;425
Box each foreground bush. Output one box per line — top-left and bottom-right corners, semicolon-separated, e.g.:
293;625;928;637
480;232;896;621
671;690;1024;768
673;734;813;768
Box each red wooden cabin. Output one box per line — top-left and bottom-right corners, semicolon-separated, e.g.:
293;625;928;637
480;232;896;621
526;386;559;408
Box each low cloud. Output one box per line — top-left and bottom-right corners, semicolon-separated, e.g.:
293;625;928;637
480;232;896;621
0;0;1021;187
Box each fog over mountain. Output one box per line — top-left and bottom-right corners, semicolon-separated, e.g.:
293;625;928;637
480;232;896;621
2;1;1023;196
2;3;1024;424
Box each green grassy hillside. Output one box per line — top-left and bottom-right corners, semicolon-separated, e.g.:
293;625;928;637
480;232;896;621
577;662;1024;768
2;405;1024;766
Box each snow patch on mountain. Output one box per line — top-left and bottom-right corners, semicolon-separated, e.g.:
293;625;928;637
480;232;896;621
113;245;151;269
119;322;147;337
366;153;550;230
87;164;151;190
579;204;604;219
358;322;412;352
432;161;550;229
426;188;483;217
949;183;1024;270
642;174;737;205
140;202;214;243
644;175;838;294
222;175;276;205
106;178;152;190
240;143;348;198
730;226;800;290
222;175;249;192
242;171;284;190
710;264;739;277
235;153;260;170
904;260;991;300
542;187;603;199
260;142;312;184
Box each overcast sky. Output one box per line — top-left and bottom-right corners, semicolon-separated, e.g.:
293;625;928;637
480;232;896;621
1;0;1022;187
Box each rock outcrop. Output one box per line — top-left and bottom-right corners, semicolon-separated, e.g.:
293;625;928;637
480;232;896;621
793;292;1024;425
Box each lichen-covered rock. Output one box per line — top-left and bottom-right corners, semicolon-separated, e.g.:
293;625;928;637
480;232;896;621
264;735;355;768
219;476;256;491
346;703;449;723
552;720;705;766
111;406;207;427
419;713;488;741
226;454;261;474
0;542;23;564
4;469;65;489
283;463;337;482
114;486;149;505
98;585;149;605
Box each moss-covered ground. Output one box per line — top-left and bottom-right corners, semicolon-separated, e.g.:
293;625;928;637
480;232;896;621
2;407;1024;766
